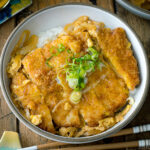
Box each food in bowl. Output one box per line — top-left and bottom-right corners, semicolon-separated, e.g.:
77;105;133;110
7;16;140;137
129;0;150;10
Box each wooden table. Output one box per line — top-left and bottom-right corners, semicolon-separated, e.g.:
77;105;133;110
0;0;150;149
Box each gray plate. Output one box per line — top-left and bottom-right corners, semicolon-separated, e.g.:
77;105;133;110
116;0;150;20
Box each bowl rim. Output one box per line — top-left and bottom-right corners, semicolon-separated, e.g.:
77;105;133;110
116;0;150;20
0;3;149;144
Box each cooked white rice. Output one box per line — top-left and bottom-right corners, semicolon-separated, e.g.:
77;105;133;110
37;26;63;48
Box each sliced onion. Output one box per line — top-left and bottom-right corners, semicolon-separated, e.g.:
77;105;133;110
70;91;82;104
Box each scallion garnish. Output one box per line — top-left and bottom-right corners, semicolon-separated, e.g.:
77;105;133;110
46;43;69;67
57;43;65;52
65;47;102;92
46;56;53;67
67;49;71;54
70;91;82;104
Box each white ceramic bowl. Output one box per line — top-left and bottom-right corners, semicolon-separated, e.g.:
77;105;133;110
0;3;149;143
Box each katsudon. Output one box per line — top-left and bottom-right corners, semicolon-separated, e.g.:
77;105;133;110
7;16;140;137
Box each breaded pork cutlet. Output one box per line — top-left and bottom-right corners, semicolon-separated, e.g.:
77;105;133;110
97;28;140;90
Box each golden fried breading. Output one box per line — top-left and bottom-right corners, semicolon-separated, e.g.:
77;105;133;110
36;104;55;133
11;73;55;133
97;28;140;90
22;47;64;110
42;35;83;73
11;72;42;108
22;48;63;93
22;48;54;89
59;127;77;137
64;16;139;90
80;90;107;127
52;100;81;127
80;67;128;127
93;68;128;113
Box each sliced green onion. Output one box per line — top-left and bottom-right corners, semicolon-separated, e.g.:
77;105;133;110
47;44;67;66
83;54;91;60
86;61;95;72
88;47;99;61
79;68;86;77
46;56;53;67
65;46;103;91
58;43;65;52
80;82;85;89
70;91;82;104
67;49;71;54
67;77;78;89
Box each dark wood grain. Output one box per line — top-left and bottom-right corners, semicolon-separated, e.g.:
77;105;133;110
0;18;17;137
97;0;115;12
